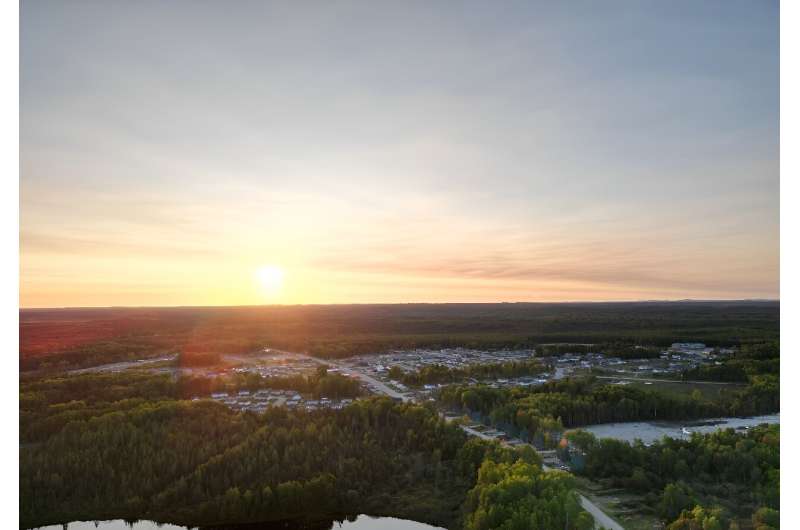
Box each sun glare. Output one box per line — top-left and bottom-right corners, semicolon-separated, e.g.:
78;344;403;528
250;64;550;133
256;265;285;293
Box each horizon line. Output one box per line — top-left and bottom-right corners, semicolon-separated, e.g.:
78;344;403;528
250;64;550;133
19;298;781;311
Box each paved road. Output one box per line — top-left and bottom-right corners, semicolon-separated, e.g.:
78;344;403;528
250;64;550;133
441;416;624;530
317;357;411;402
266;350;412;402
68;355;178;375
579;494;624;530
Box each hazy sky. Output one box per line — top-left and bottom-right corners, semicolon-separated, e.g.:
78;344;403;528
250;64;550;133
20;1;779;307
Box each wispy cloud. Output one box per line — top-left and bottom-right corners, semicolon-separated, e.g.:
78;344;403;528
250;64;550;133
19;1;778;306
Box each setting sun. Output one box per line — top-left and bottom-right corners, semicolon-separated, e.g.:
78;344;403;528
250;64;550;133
256;265;285;294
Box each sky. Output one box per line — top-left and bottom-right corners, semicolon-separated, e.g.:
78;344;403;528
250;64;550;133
20;1;779;307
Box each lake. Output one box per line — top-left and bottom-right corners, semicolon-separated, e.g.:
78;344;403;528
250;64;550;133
582;413;779;444
33;515;445;530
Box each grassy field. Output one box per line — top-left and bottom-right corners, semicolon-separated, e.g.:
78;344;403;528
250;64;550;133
624;379;747;401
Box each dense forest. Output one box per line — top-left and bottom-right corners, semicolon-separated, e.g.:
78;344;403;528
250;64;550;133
463;458;594;530
562;424;779;528
436;374;779;448
666;504;779;530
20;370;362;444
20;371;599;530
21;301;778;371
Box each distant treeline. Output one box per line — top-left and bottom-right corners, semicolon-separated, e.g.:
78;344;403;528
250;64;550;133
535;342;662;359
19;337;176;372
601;344;662;360
21;301;779;371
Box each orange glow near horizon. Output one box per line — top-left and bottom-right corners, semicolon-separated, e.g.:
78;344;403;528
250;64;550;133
19;189;779;308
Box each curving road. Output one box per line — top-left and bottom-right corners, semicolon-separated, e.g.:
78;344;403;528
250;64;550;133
442;417;624;530
260;349;622;529
578;494;624;530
